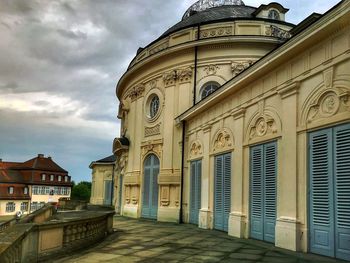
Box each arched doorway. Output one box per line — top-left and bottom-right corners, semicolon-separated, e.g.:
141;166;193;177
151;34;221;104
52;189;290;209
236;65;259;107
141;154;159;219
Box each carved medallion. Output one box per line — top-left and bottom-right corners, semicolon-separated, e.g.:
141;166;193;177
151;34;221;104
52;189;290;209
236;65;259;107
231;61;253;77
320;93;339;117
203;64;219;76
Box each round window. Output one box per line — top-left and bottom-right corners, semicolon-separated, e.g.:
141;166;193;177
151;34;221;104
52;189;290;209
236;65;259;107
149;95;160;119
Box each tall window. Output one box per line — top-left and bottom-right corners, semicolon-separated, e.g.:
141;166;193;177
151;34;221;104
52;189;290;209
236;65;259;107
64;176;68;182
41;174;46;181
201;82;220;99
21;202;28;211
50;174;54;181
24;187;28;195
8;186;14;194
31;202;38;211
150;96;160;118
58;175;62;182
32;186;39;195
6;202;15;212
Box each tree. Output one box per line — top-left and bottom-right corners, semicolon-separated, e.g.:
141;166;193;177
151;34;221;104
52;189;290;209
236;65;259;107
71;181;91;201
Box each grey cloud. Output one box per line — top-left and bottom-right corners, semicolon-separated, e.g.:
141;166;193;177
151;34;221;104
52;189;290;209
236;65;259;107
0;0;341;182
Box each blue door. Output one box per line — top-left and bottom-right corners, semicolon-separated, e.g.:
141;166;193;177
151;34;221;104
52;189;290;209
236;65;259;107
141;154;159;219
250;141;277;243
214;153;231;232
104;180;112;206
309;123;350;261
189;160;201;225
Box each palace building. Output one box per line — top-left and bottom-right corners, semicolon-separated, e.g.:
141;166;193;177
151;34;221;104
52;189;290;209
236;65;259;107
0;154;72;215
111;0;350;260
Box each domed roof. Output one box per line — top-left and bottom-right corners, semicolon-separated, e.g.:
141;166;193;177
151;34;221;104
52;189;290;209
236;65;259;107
161;0;256;37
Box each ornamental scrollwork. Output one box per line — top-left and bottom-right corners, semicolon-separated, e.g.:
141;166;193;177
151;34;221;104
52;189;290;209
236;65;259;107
306;89;350;124
127;84;145;101
189;140;203;159
141;141;163;160
231;61;253;77
212;128;234;153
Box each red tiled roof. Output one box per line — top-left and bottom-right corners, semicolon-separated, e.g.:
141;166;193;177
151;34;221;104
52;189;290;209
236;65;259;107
22;155;68;173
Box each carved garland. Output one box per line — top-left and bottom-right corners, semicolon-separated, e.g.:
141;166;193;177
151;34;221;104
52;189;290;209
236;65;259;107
249;116;277;140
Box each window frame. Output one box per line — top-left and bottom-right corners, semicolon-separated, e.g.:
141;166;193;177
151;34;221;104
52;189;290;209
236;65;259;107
6;202;15;212
200;82;220;100
8;186;14;195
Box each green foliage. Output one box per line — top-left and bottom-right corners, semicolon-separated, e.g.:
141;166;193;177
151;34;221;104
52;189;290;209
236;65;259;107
71;181;91;201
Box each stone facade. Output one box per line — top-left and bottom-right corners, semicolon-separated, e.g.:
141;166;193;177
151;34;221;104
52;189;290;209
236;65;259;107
112;1;350;260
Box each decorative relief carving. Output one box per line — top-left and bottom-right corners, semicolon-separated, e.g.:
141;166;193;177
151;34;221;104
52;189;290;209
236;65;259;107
250;117;277;139
163;70;177;86
177;67;193;83
149;79;157;89
199;27;232;39
189;140;203;159
127;84;145;101
203;64;219;75
118;153;128;176
160;186;170;207
306;89;350;124
212;128;234;153
141;141;163;159
145;124;161;137
231;60;253;77
265;25;292;40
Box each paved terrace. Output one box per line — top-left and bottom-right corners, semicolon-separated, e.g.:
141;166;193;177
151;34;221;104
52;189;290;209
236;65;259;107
54;216;348;263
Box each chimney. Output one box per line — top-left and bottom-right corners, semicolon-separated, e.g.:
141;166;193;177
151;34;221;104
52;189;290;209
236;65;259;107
0;159;2;162
38;154;44;158
48;156;52;160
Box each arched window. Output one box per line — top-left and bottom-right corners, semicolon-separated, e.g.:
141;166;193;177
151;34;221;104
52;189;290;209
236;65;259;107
268;10;280;20
201;82;220;99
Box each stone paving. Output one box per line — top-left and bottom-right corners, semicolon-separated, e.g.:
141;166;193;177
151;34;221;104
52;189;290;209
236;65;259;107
53;216;348;263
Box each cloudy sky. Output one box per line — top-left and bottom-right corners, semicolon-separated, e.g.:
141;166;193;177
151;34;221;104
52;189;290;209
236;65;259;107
0;0;340;182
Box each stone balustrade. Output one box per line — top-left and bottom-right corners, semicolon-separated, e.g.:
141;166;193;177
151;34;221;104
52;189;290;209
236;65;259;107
0;206;114;263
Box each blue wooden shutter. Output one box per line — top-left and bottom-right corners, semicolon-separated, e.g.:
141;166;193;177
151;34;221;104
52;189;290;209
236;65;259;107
189;161;196;224
151;155;159;219
250;145;264;240
334;124;350;261
223;153;231;232
195;160;202;225
142;165;151;218
214;155;224;230
263;142;277;243
309;129;334;257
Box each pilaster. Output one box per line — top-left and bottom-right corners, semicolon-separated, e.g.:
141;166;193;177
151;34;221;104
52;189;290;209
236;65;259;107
199;125;212;229
228;108;246;238
275;82;301;251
